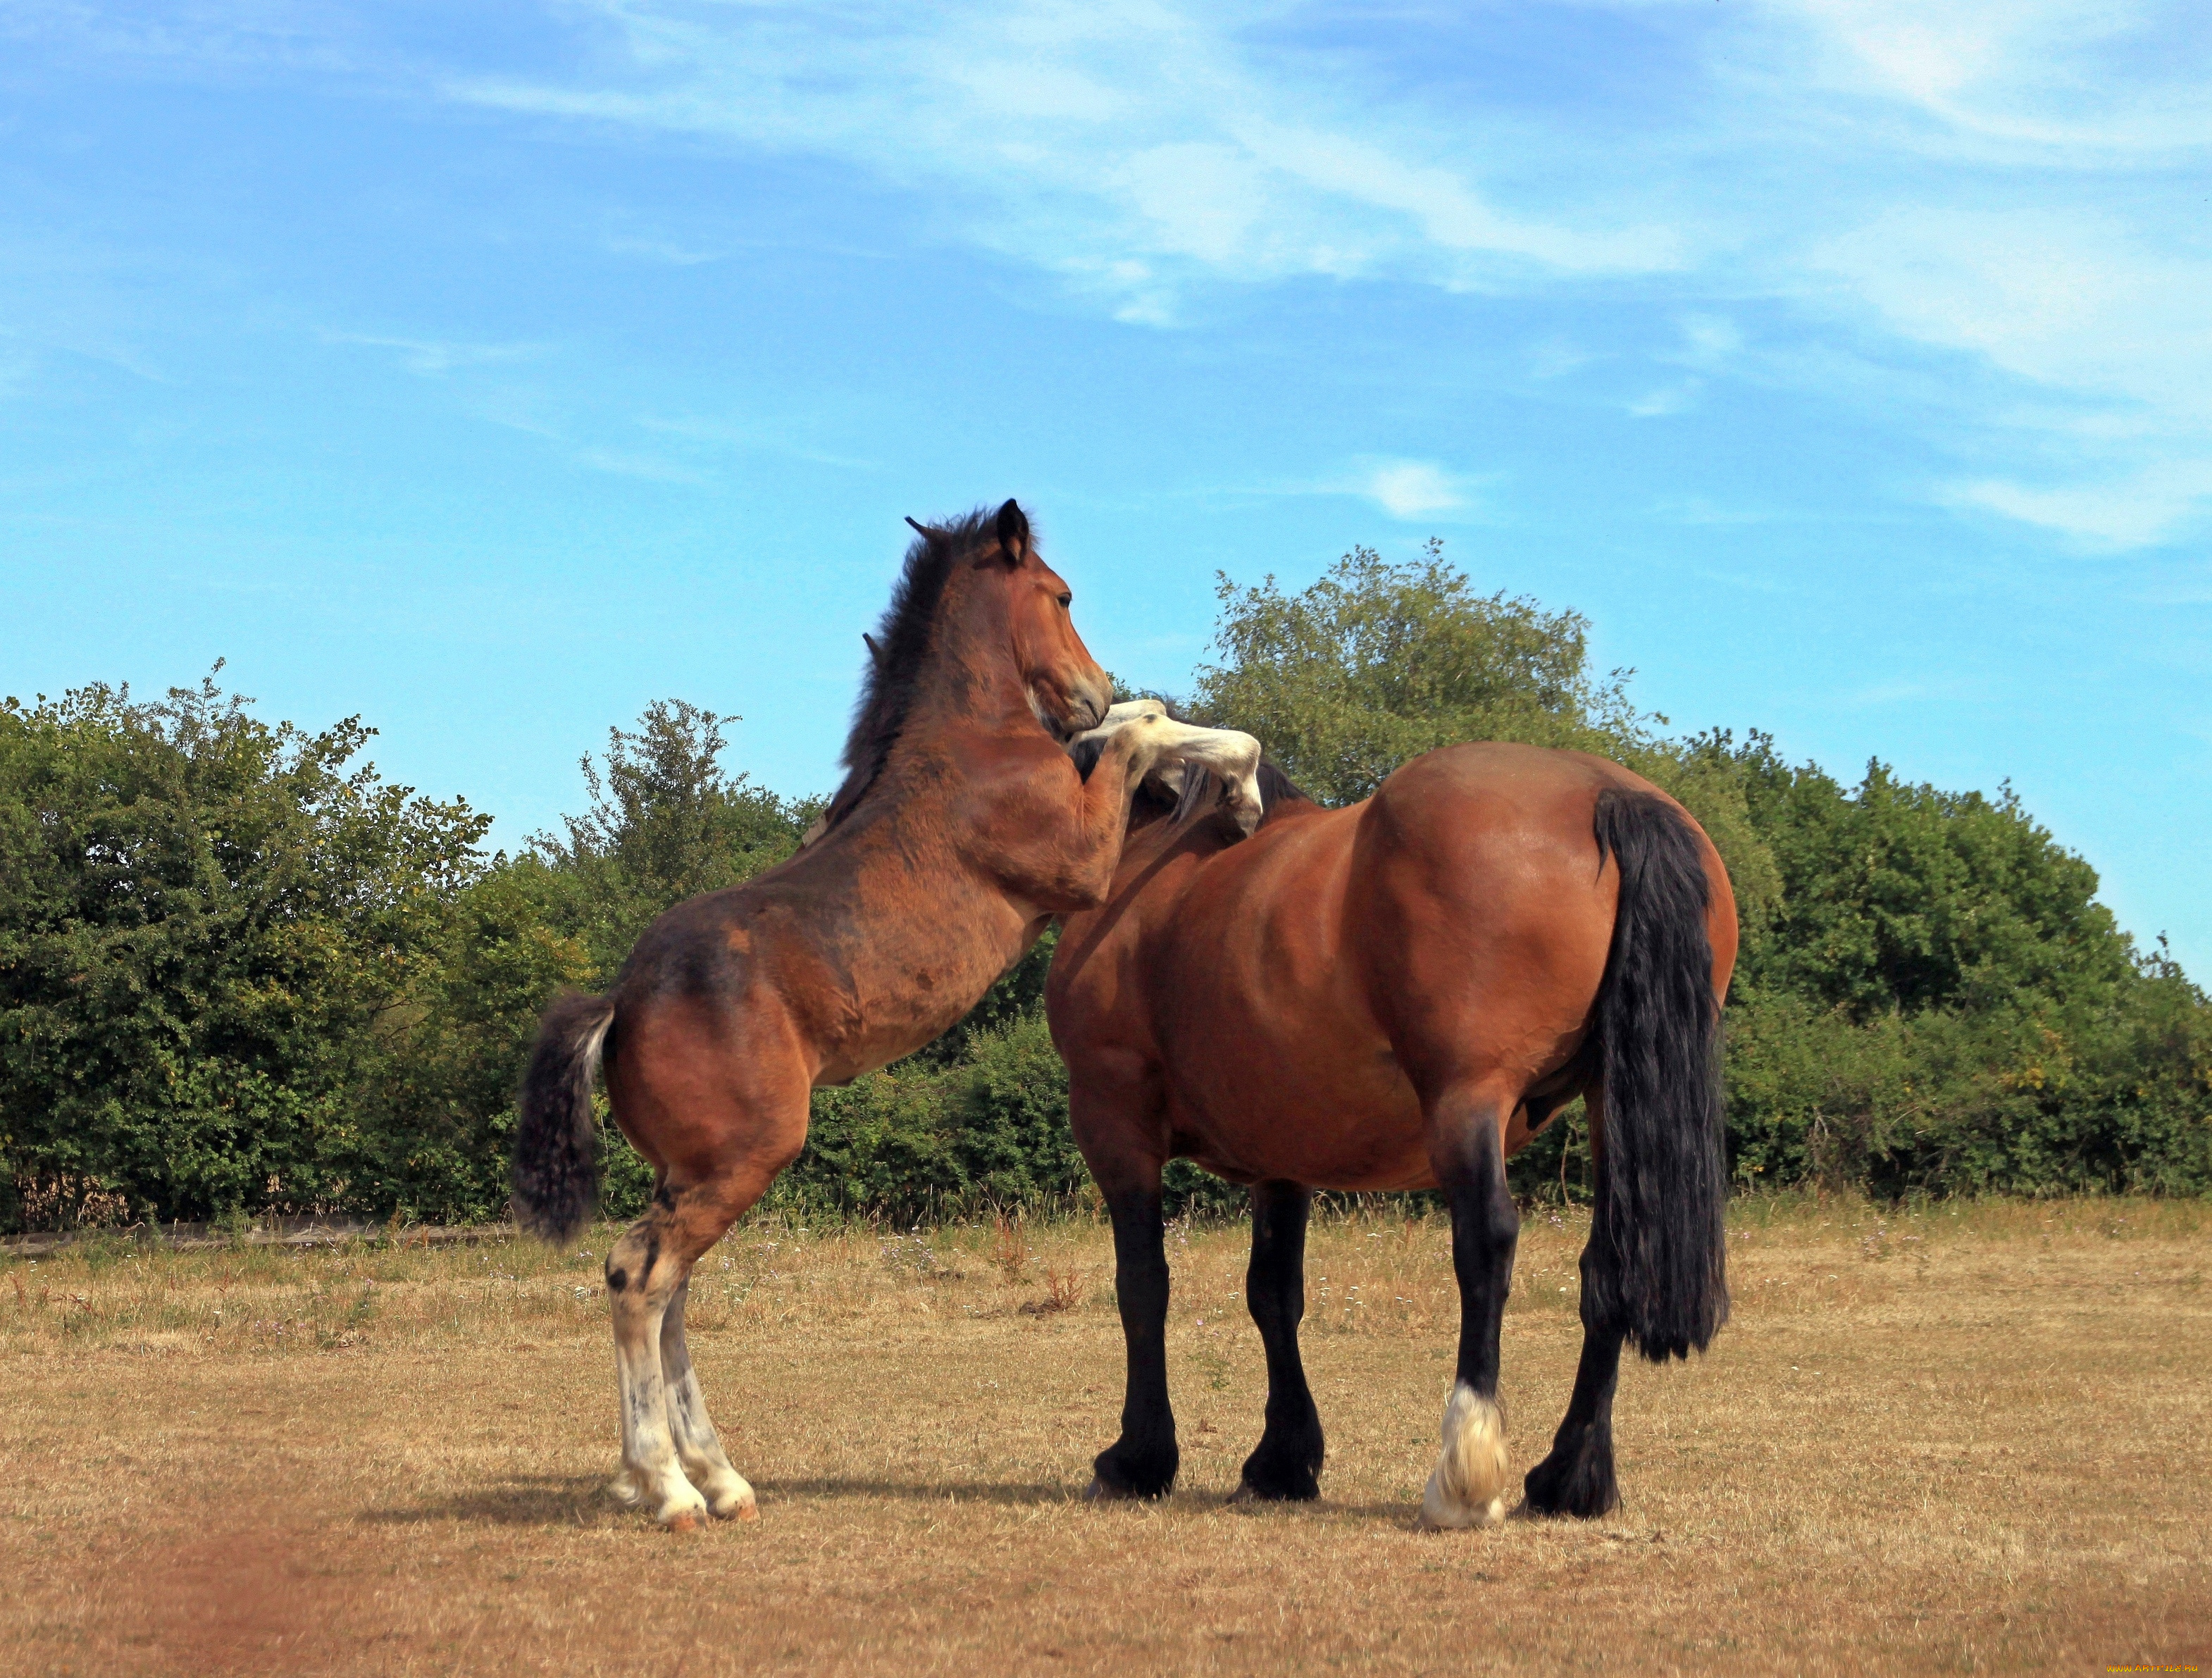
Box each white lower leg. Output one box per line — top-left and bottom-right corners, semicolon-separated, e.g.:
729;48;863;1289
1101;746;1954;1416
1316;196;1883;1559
610;1290;709;1527
661;1281;755;1520
1420;1381;1508;1531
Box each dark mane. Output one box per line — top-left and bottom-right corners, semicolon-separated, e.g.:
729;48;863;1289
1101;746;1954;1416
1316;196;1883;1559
821;508;1002;831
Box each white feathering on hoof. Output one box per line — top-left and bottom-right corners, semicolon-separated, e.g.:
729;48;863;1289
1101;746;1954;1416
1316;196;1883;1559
697;1467;758;1522
1419;1383;1508;1531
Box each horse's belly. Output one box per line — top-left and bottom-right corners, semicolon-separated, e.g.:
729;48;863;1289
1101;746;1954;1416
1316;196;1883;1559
1157;963;1434;1192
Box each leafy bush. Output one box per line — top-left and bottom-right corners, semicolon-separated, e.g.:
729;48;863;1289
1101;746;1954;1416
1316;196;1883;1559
0;673;486;1227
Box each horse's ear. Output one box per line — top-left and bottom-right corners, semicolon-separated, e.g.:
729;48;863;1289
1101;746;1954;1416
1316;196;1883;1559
994;498;1029;566
862;633;886;670
905;515;945;547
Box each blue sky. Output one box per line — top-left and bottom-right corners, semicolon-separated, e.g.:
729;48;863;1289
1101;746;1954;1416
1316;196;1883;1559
4;1;2208;969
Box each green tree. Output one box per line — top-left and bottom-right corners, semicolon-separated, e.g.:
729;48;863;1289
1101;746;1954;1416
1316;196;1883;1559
1193;541;1644;805
530;699;819;981
1713;735;2210;1195
1192;542;1781;927
1187;543;2208;1202
0;672;487;1228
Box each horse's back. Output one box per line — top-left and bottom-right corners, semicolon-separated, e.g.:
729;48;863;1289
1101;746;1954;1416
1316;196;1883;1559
1131;742;1680;1189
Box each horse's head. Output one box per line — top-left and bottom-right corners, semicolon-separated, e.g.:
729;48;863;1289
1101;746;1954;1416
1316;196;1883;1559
985;499;1112;742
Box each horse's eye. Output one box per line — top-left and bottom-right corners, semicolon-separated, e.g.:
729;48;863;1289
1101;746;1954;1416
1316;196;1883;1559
1057;592;1072;609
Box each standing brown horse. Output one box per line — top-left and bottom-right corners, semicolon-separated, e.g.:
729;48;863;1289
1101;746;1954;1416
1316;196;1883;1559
1048;739;1737;1527
511;502;1240;1527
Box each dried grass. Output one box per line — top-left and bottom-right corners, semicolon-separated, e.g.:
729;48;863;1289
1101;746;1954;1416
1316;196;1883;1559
1;1195;2206;1675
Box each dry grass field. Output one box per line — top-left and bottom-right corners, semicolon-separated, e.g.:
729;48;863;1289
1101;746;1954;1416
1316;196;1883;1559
1;1196;2206;1677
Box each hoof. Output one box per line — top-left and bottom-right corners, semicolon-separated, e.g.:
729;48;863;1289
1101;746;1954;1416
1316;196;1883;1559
1088;1443;1178;1501
1416;1480;1505;1531
654;1489;709;1527
700;1471;757;1522
1419;1384;1508;1532
1522;1435;1620;1519
1233;1469;1322;1503
618;1463;710;1528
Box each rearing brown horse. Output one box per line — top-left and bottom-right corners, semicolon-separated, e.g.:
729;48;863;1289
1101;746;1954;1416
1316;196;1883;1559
1048;738;1736;1527
511;502;1233;1527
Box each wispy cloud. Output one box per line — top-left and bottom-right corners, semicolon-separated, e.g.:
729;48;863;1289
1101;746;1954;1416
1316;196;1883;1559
1341;459;1481;521
572;445;707;485
425;0;2212;547
604;234;721;266
445;0;1684;322
20;0;2212;549
1946;461;2212;550
1753;0;2212;156
1628;383;1701;420
324;332;542;376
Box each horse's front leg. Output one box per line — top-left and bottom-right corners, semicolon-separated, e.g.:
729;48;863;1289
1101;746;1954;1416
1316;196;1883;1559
1234;1181;1324;1501
1089;1181;1180;1499
1421;1098;1520;1530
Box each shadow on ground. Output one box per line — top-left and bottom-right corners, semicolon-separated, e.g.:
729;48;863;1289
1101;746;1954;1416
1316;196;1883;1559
363;1473;1580;1529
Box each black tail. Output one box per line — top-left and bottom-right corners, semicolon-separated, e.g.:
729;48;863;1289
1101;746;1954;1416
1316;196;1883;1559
511;991;616;1247
1584;789;1730;1363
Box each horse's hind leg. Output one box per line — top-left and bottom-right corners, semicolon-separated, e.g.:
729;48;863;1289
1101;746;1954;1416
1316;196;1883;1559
1525;1090;1623;1517
660;1276;757;1519
1420;1093;1520;1530
604;1100;805;1527
1089;1178;1180;1500
1522;1258;1624;1517
1235;1181;1324;1502
604;1217;710;1527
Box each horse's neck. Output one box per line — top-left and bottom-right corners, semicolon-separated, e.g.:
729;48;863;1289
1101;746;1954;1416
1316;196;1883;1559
821;576;1028;831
